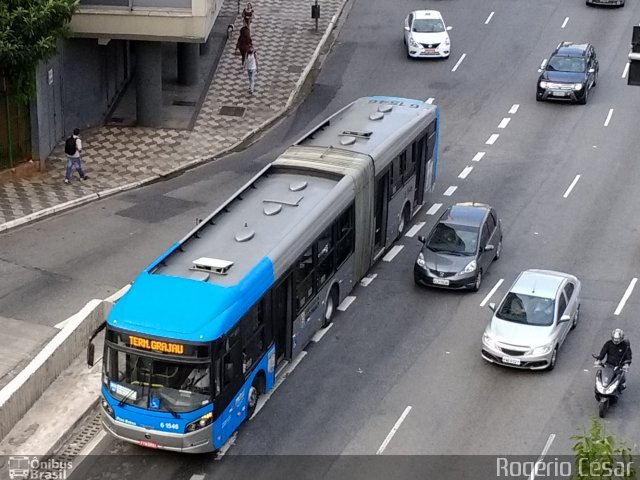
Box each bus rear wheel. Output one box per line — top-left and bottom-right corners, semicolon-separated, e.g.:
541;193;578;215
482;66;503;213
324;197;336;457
323;286;339;327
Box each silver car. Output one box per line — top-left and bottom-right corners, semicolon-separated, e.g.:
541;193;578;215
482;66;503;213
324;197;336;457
481;269;581;371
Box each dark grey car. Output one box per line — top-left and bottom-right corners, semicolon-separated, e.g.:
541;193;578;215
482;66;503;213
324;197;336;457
414;202;502;291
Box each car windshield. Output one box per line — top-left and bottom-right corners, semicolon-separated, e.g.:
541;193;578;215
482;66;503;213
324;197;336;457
496;293;555;326
413;18;445;33
547;56;586;73
426;222;478;256
104;346;212;413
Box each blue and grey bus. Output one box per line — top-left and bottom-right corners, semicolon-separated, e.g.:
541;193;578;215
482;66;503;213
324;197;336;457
88;96;440;453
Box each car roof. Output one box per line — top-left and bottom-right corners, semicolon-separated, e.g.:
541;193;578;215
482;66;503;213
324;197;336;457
553;42;590;57
440;203;490;227
411;10;444;20
510;269;571;299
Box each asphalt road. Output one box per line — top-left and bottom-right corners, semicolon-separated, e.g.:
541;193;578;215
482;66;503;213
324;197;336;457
5;0;640;477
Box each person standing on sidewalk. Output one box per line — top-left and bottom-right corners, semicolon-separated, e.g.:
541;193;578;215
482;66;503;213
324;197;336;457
235;25;253;69
245;48;258;94
64;128;89;184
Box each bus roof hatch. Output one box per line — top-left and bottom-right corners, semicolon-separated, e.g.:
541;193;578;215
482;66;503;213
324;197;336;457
191;257;234;275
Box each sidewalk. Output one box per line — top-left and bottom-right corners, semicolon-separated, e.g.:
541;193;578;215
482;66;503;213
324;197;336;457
0;0;347;233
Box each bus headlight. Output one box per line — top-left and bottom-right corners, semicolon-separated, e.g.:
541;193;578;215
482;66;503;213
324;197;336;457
101;399;115;418
186;412;213;433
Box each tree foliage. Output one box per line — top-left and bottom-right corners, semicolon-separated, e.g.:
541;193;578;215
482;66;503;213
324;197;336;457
0;0;76;103
572;417;636;480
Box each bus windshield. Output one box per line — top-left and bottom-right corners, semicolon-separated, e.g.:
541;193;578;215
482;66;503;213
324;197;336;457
104;346;212;413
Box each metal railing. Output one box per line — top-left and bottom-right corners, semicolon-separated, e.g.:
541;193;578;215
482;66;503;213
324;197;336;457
79;0;191;9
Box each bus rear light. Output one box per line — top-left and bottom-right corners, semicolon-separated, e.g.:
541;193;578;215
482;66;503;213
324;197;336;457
186;412;213;432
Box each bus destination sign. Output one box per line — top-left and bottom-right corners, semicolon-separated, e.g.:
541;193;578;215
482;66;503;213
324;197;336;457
128;335;185;355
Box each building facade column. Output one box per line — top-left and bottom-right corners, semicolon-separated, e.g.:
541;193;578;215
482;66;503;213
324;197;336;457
177;42;199;86
135;41;162;127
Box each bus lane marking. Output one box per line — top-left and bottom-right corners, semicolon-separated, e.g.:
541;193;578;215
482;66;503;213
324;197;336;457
604;108;614;127
485;12;495;25
383;245;404;262
614;278;637;315
426;203;442;215
312;323;333;343
405;223;425;238
480;279;504;307
376;406;412;455
190;475;205;480
527;434;556;480
486;134;499;145
443;186;457;196
562;174;580;198
498;118;510;129
360;273;378;286
472;152;486;162
338;296;357;311
451;53;466;72
622;62;630;79
458;166;473;179
561;17;569;29
508;104;519;114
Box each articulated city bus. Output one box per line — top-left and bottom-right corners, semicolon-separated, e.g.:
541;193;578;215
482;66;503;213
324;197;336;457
88;96;440;452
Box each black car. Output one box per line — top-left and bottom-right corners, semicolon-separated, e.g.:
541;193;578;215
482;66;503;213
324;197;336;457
414;202;502;292
586;0;624;7
536;42;599;105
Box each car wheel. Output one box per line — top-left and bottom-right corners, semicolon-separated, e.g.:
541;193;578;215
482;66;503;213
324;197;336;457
546;347;558;371
571;304;580;330
322;286;339;327
536;93;542;102
472;270;483;292
493;238;503;261
579;87;588;105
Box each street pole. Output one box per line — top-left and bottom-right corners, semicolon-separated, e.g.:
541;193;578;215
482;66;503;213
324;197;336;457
315;0;318;32
2;77;14;169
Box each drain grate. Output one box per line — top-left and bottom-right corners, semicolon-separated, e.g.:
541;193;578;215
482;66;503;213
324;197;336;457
173;100;197;107
219;106;246;117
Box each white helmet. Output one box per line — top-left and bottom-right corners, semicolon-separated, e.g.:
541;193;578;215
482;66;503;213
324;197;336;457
611;328;625;345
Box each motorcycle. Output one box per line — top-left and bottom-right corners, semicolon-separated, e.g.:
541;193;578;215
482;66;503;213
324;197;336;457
591;353;628;418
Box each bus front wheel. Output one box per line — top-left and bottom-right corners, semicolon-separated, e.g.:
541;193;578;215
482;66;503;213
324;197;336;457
323;286;339;327
248;375;264;418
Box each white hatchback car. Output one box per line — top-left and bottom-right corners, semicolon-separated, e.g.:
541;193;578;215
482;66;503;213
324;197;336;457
403;10;450;59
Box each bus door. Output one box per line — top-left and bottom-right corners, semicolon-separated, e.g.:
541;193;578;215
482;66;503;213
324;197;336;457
271;275;292;365
413;134;427;208
374;171;389;257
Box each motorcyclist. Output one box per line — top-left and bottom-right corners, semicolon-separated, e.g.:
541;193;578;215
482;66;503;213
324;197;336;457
595;328;632;389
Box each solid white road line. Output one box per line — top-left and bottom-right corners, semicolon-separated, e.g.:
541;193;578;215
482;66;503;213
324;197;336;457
529;434;556;480
338;296;357;311
622;62;630;79
376;406;412;455
426;203;442;215
405;222;425;238
383;245;404;262
562;174;581;198
472;151;486;162
498;118;511;129
508;104;520;114
451;53;466;72
561;17;569;28
604;108;614;127
360;273;378;286
538;58;548;73
480;279;504;307
614;278;637;315
443;186;457;196
485;12;494;25
458;166;473;179
311;323;333;343
190;475;206;480
426;97;435;104
486;134;499;145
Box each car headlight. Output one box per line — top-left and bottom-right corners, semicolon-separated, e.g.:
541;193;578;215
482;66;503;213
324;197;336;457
416;252;426;268
529;343;553;356
409;37;420;48
186;412;213;433
539;81;549;89
483;332;497;349
444;37;450;46
572;83;583;91
460;260;476;274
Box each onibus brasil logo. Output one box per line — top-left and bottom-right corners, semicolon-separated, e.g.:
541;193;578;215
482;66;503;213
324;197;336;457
7;456;72;479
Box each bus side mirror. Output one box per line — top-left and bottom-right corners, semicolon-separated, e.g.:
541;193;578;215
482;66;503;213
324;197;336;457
87;343;95;368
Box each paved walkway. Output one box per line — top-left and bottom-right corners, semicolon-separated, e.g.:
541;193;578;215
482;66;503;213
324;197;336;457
0;0;345;231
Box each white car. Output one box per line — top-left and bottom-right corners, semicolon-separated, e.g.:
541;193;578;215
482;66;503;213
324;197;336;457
403;10;450;59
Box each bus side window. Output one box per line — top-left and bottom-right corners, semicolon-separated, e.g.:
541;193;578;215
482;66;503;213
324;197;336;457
336;205;355;267
294;246;315;314
315;225;335;289
241;300;266;376
426;120;436;161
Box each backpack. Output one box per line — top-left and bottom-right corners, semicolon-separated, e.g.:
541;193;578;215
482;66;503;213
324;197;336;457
64;136;77;155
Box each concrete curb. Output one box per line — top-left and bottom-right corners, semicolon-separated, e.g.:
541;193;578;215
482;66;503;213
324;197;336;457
0;0;350;235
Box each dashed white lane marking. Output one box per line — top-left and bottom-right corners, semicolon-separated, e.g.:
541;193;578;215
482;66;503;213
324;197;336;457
458;166;473;179
561;17;569;28
486;134;499;145
311;323;333;343
451;53;466;72
604;108;614;127
426;203;442;215
562;174;581;198
376;406;412;455
529;434;556;480
360;273;378;286
190;475;205;480
498;118;511;129
426;97;435;104
508;104;520;114
485;11;495;24
405;222;425;238
443;185;457;196
614;278;637;315
383;245;404;262
338;296;357;311
538;58;548;73
472;151;486;162
622;62;630;79
480;279;504;307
